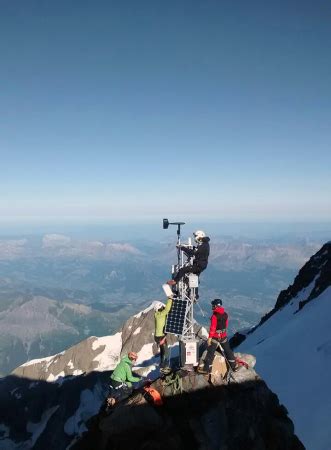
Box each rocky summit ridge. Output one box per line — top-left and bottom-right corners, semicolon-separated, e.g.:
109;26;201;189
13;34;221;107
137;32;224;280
0;301;304;450
2;242;331;450
230;241;331;348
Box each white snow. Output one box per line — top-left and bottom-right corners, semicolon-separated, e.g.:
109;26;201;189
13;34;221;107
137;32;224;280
21;354;54;367
26;405;59;447
0;423;9;438
64;386;104;436
20;351;65;369
92;333;122;371
136;343;154;364
239;286;331;450
133;327;141;335
67;360;74;369
134;302;157;319
0;437;17;450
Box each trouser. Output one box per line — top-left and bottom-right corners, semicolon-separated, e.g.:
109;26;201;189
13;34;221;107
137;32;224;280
203;338;236;372
109;379;133;402
173;264;203;283
154;335;170;367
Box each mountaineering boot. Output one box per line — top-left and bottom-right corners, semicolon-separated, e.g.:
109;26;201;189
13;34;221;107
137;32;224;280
228;359;237;372
167;279;176;286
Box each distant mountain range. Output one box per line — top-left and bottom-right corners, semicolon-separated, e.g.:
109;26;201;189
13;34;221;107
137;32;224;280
0;295;141;376
0;234;323;375
1;242;330;449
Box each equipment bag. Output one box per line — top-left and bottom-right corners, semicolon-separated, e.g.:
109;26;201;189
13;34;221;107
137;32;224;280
142;386;163;406
215;311;228;334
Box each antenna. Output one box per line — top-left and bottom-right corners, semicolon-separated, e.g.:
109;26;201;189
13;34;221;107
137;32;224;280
162;218;185;265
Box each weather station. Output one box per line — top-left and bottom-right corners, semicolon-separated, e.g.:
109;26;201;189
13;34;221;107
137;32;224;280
162;218;199;369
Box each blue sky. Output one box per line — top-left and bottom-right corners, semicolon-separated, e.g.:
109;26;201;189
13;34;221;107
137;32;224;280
0;0;330;224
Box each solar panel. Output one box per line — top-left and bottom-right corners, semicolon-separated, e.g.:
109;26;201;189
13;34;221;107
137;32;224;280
165;298;188;336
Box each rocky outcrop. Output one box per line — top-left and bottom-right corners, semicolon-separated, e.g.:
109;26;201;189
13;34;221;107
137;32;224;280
231;242;331;348
0;301;207;449
274;242;331;312
73;353;304;450
12;336;109;381
0;283;310;450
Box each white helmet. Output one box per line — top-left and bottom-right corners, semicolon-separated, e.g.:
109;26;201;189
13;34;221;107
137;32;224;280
154;301;164;312
193;230;206;242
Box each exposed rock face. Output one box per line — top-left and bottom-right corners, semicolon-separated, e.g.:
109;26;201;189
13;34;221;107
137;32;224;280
73;356;304;450
0;292;307;450
0;301;205;449
230;242;331;348
11;302;199;383
274;242;331;312
12;336;109;381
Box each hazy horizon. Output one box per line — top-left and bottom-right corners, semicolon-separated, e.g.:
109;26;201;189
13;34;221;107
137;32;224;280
0;219;330;241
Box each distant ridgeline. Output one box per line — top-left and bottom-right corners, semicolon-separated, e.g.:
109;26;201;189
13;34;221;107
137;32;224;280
230;242;331;348
1;243;330;449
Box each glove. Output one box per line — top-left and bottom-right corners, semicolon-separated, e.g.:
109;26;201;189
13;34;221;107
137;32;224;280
207;338;212;346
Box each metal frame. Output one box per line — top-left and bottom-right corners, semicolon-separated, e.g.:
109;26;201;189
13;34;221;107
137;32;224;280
163;219;200;366
167;247;198;340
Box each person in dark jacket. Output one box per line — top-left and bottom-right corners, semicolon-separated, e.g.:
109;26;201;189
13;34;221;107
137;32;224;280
167;230;210;285
197;299;237;374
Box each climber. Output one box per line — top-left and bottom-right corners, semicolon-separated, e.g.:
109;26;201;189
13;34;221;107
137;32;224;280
154;298;173;374
197;298;238;374
109;352;143;403
167;230;210;286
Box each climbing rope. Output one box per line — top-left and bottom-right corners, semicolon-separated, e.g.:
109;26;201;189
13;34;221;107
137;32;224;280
161;372;183;395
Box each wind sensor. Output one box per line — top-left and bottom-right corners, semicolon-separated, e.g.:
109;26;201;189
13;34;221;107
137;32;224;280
162;218;185;266
162;218;185;236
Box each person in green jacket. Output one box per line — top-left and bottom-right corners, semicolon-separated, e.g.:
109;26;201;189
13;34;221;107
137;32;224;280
154;298;173;373
109;352;142;402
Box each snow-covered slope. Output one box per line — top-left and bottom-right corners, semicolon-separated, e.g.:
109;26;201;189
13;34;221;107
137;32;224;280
12;302;175;382
0;300;199;450
238;243;331;450
0;301;176;449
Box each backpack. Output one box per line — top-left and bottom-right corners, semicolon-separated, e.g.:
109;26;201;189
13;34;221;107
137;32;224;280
214;311;228;333
142;386;163;406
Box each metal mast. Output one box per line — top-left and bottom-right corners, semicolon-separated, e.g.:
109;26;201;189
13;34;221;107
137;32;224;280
163;219;199;367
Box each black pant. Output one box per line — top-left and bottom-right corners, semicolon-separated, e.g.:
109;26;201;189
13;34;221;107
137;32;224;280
109;379;133;402
154;335;170;367
174;264;203;282
203;338;236;372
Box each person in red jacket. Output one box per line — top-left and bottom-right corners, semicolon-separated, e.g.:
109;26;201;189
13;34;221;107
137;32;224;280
197;298;237;374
